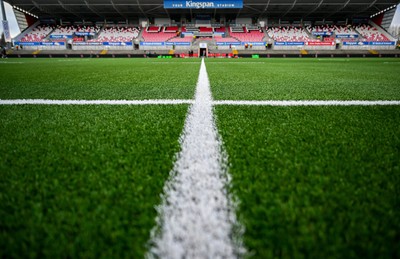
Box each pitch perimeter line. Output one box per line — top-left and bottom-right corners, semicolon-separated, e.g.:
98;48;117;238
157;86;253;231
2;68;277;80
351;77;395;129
213;100;400;106
0;99;194;105
147;59;245;258
1;99;400;106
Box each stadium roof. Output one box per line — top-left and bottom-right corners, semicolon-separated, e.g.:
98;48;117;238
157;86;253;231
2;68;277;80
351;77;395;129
5;0;400;22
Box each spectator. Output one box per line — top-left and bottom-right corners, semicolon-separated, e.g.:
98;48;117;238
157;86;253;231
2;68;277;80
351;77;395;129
1;47;7;58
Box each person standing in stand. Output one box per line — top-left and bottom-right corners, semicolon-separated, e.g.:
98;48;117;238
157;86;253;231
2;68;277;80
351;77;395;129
1;46;7;58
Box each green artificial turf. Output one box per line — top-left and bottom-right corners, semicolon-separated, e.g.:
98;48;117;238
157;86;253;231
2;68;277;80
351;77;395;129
206;58;400;100
0;105;188;258
0;59;200;100
216;105;400;258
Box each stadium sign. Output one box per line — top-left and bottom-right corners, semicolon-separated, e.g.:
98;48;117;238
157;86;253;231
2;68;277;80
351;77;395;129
165;42;191;46
2;20;12;42
103;42;133;46
342;41;395;46
75;32;95;36
336;34;358;39
241;42;266;46
275;42;304;46
342;41;369;46
312;32;333;36
369;41;395;45
216;42;241;46
164;0;243;9
50;35;73;39
14;42;65;46
140;42;165;46
306;41;335;46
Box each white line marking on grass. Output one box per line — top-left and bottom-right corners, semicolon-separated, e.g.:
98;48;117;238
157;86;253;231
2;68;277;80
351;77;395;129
213;100;400;106
1;99;399;106
147;59;246;258
206;61;265;64
0;99;194;105
0;61;25;64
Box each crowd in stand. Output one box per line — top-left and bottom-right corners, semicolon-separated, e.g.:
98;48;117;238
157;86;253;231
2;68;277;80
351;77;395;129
15;23;394;46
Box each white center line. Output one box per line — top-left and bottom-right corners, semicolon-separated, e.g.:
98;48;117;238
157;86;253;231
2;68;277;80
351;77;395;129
212;100;400;106
1;99;400;106
147;59;246;258
0;99;193;105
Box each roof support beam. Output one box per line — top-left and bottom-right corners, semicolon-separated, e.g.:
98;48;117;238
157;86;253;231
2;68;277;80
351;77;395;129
282;0;298;17
110;0;127;19
136;0;148;18
356;0;378;14
326;0;351;18
304;0;324;18
84;1;103;19
258;0;271;18
58;0;82;19
32;0;58;17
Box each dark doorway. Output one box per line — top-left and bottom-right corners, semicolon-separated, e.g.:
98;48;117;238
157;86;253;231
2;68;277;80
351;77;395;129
200;48;207;57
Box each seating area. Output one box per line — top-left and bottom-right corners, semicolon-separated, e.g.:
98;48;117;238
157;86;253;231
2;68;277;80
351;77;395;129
199;27;213;33
164;26;179;32
147;26;161;32
214;35;239;43
91;27;139;42
214;27;226;33
50;25;78;37
230;26;246;33
75;25;101;34
356;24;390;41
20;25;54;42
308;25;358;36
168;36;193;43
142;29;177;42
230;30;264;42
267;26;310;42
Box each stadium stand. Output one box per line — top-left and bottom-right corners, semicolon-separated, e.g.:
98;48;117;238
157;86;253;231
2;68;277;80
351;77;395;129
356;24;391;41
267;26;310;42
230;27;265;42
90;27;139;43
20;24;54;42
142;29;177;42
50;25;78;37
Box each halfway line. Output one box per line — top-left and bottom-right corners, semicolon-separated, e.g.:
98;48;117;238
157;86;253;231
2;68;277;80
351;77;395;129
147;59;245;258
214;100;400;106
1;99;400;106
0;99;193;105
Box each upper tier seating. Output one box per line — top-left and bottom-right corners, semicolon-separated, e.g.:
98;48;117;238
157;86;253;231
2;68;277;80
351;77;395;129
91;27;139;42
214;35;239;43
142;29;177;42
356;24;390;41
214;27;226;33
164;26;179;32
147;26;161;32
267;26;310;42
308;25;358;36
20;25;54;42
199;27;213;33
168;36;193;43
50;25;78;36
230;28;264;42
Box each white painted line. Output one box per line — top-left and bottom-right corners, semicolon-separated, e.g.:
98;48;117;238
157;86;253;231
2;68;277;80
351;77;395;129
213;100;400;106
206;61;266;64
0;99;194;105
1;99;400;106
147;59;245;258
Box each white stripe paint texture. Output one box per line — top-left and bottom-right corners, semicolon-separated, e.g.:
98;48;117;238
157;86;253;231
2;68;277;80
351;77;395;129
147;59;246;258
1;99;400;106
0;99;194;105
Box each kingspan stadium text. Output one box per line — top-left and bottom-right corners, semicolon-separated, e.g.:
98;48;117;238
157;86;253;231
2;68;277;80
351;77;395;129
186;1;214;8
